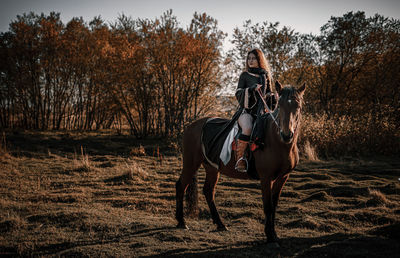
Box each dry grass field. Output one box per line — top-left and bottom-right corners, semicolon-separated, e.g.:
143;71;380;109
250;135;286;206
0;131;399;257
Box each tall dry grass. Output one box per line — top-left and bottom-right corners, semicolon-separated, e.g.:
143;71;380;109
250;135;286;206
300;112;399;158
124;159;152;182
73;146;92;172
367;188;392;207
302;140;319;161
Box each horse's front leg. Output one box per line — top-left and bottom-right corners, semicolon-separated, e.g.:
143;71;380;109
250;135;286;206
260;177;276;243
270;174;289;241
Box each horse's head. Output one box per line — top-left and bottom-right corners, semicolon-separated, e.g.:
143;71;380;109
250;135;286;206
275;81;306;144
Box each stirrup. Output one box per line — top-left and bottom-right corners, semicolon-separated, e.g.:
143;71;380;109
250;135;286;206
235;157;248;173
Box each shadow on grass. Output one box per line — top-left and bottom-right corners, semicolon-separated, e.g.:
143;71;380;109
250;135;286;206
1;226;178;257
144;230;400;258
2;222;399;257
6;131;177;158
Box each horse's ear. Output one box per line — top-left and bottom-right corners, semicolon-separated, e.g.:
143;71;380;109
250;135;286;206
297;83;306;95
275;81;282;94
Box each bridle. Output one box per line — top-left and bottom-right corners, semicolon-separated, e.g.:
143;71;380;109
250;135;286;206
257;88;280;130
257;87;302;141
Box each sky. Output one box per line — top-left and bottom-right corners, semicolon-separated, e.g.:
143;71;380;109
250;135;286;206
1;0;399;50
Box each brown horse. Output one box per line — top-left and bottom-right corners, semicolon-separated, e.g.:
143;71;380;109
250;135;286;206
175;82;306;244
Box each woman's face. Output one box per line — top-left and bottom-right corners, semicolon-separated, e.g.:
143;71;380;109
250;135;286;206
247;53;259;68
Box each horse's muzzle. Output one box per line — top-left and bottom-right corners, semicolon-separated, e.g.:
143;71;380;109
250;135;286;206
280;130;294;143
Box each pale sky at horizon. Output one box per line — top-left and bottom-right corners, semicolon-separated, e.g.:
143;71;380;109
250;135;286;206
1;0;399;50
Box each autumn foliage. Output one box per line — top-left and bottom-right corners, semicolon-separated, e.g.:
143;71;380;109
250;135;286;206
0;10;399;156
0;11;224;138
227;11;399;156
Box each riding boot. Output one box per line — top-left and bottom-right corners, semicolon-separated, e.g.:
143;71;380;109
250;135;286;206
235;139;249;173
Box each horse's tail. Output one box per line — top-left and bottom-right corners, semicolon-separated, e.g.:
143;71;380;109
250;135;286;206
180;117;209;218
185;174;199;217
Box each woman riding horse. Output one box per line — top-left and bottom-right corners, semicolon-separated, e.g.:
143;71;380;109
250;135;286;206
234;48;274;172
175;48;306;245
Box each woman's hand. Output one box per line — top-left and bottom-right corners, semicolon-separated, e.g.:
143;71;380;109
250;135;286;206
255;84;262;91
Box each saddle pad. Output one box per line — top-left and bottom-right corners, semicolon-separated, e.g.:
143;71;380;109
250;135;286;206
220;122;239;165
201;118;234;168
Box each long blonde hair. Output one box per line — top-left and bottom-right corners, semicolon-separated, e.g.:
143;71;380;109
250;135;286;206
245;48;274;91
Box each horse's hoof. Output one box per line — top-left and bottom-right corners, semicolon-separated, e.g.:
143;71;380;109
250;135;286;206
176;223;189;230
217;225;228;231
266;242;280;249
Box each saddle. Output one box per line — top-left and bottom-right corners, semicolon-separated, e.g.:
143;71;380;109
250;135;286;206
201;115;270;180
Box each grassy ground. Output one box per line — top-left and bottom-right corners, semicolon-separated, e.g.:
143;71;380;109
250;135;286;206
0;131;399;257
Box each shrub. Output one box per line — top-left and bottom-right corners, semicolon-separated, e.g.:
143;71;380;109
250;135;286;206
130;145;146;156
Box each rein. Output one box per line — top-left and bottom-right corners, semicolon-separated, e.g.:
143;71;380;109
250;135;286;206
257;88;280;130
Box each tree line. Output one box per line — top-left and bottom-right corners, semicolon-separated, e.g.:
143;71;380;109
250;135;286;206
0;10;224;137
1;10;399;140
228;12;400;118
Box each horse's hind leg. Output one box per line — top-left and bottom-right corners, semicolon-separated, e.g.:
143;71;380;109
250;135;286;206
203;164;227;231
175;178;188;229
175;150;202;229
176;117;207;229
